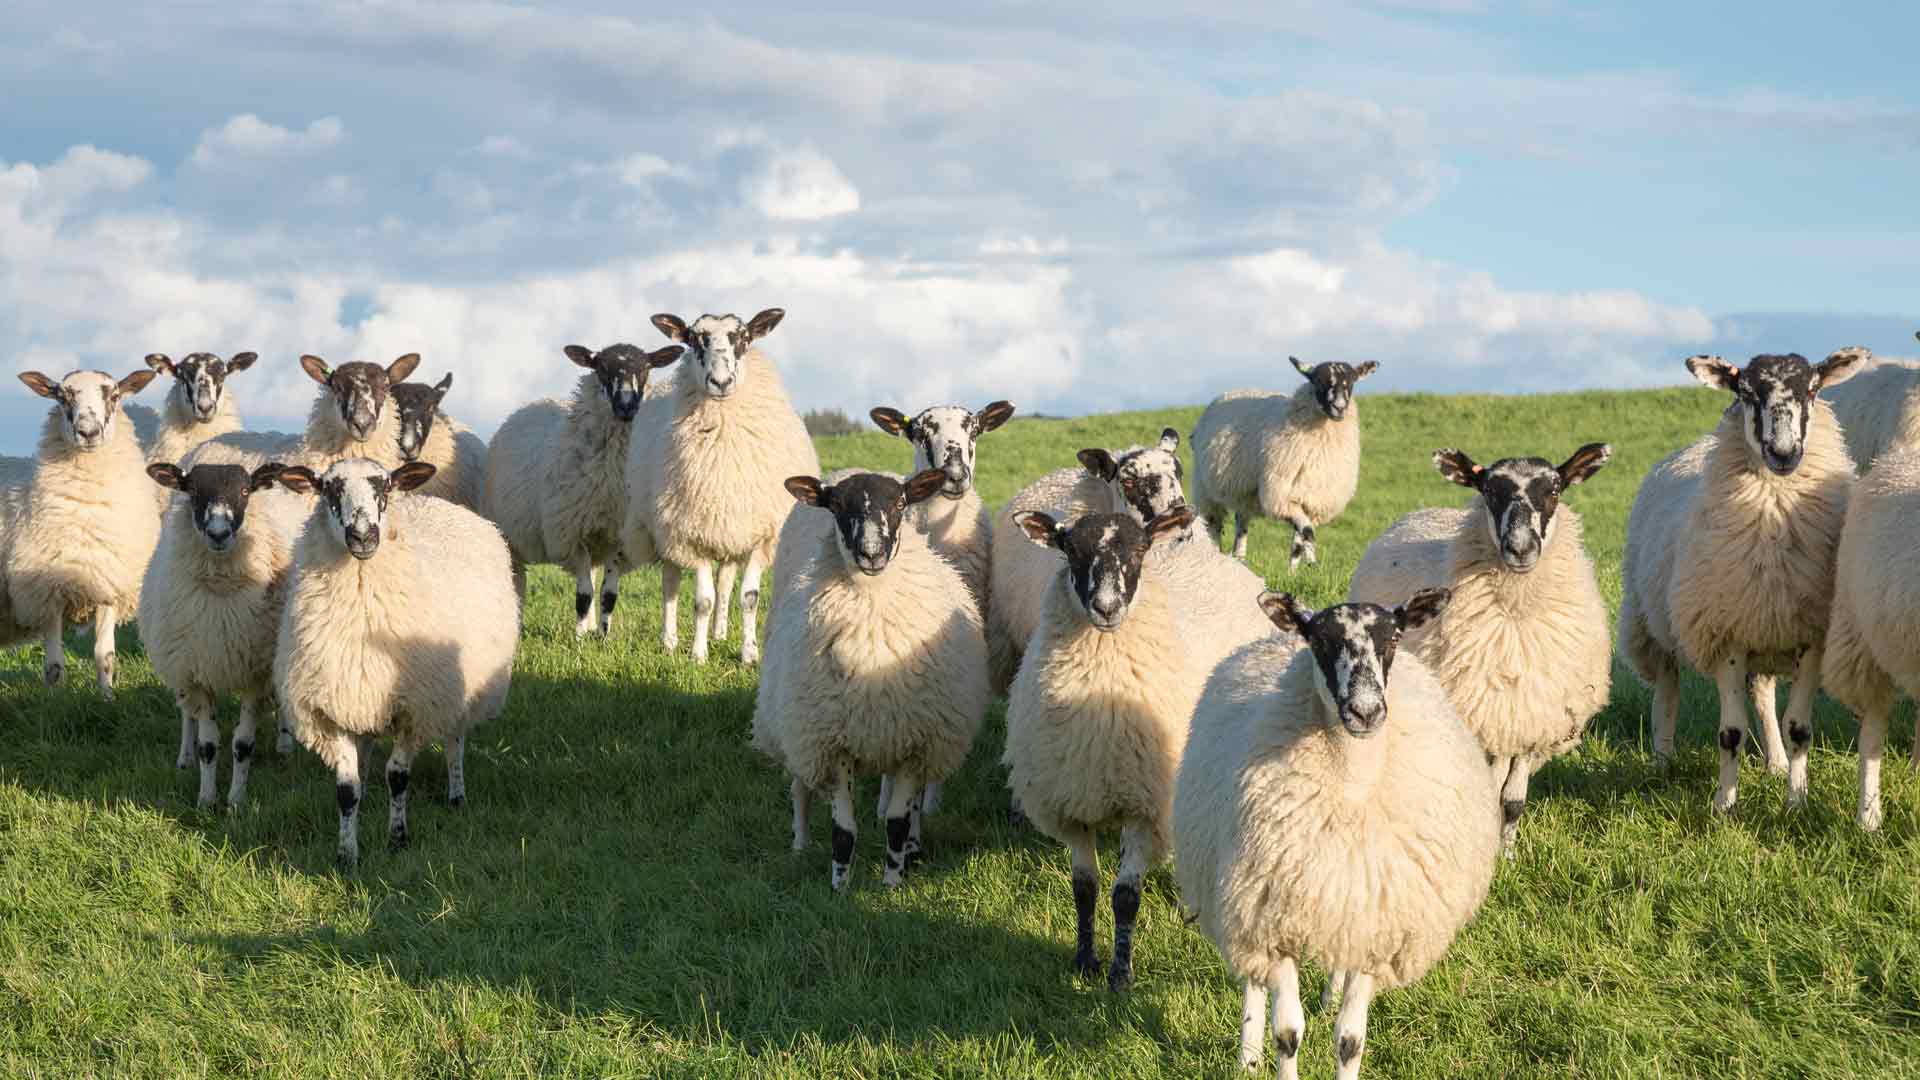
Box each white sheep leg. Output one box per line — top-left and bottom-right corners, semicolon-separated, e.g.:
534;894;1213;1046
738;552;765;666
598;560;624;637
510;551;528;610
386;737;422;852
40;615;64;688
1238;981;1269;1071
1712;653;1751;814
229;692;261;807
1782;648;1823;811
920;781;943;816
1750;673;1787;775
690;563;716;664
1285;516;1317;571
274;698;294;755
186;687;218;808
1232;512;1251;561
1065;825;1102;978
1270;957;1305;1080
568;557;597;638
712;562;737;642
660;563;682;654
1498;755;1531;856
881;769;919;888
876;774;892;828
445;732;467;808
91;605;116;699
1858;704;1889;830
789;777;812;851
829;765;856;891
906;789;924;860
329;731;364;869
1109;821;1150;990
1320;969;1350;1013
174;690;194;769
1651;660;1680;763
1332;971;1375;1080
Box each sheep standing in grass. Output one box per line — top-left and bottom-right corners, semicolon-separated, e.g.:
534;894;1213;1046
1191;357;1376;568
1174;589;1497;1079
1618;351;1861;814
753;469;989;889
1003;504;1199;991
140;351;256;514
390;372;489;510
273;459;519;867
1348;443;1613;852
0;456;35;649
487;343;681;635
140;459;302;807
623;308;818;664
7;368;161;697
1822;340;1919;472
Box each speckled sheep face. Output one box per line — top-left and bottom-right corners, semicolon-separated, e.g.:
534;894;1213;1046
391;375;453;461
145;461;283;554
1434;443;1611;573
651;308;784;401
301;353;421;442
1261;589;1449;738
1292;356;1377;422
1015;506;1194;632
1079;429;1189;529
786;469;946;576
1686;349;1864;476
17;369;156;452
871;401;1016;498
277;458;437;560
564;343;682;423
147;351;255;423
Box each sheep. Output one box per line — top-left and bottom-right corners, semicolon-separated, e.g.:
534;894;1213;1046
1822;340;1920;472
1617;350;1862;814
7;368;161;698
1190;356;1377;568
752;468;990;890
867;400;1016;620
1347;443;1614;853
485;343;681;636
139;458;302;807
1001;503;1200;991
622;308;819;665
0;455;35;650
187;352;421;472
1174;588;1498;1079
390;372;490;510
272;458;519;868
140;351;256;514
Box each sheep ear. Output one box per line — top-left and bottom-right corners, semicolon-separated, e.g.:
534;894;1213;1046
1290;356;1313;379
300;354;332;385
1432;448;1482;489
1684;355;1738;392
1557;443;1612;487
116;370;158;398
784;476;827;507
974;400;1016;435
146;462;185;490
277;466;318;494
1257;591;1314;638
248;463;285;491
431;373;453;399
1815;346;1870;391
745;307;785;342
18;372;60;399
227;351;258;373
1145;505;1193;546
1013;510;1061;549
389;462;437;492
1158;427;1180;453
646;345;683;368
870;407;911;437
386;353;422;384
145;353;175;376
1396;588;1451;632
564;345;597;369
904;468;947;505
1077;448;1117;481
652;314;688;343
1354;361;1379;380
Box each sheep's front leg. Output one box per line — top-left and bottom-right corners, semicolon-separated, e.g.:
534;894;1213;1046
1651;658;1680;763
1498;755;1531;856
829;765;855;891
1109;821;1151;991
40;615;64;688
1750;673;1787;775
881;769;919;888
1332;971;1375;1080
1712;653;1751;814
445;731;467;809
1270;957;1305;1080
274;698;294;755
660;563;682;654
1782;648;1823;812
328;731;364;869
91;605;116;699
1231;512;1251;561
174;690;194;769
1064;825;1102;978
738;552;765;666
1858;702;1889;830
690;563;716;664
906;790;925;863
1285;516;1317;572
789;777;812;851
598;560;623;637
385;739;422;852
569;557;597;638
1239;981;1269;1071
712;562;738;642
229;692;261;807
182;687;219;807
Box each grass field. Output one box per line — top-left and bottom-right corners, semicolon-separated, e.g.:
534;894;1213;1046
6;387;1920;1078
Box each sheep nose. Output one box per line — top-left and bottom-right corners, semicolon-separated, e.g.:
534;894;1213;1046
1089;595;1124;622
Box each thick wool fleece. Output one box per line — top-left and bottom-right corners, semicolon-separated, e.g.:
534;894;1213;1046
146;387;244;515
124;403;159;453
1174;636;1500;989
1004;572;1202;863
770;468;990;622
622;350;819;569
0;456;35;646
274;493;518;770
1824;359;1920;473
303;392;406;470
7;409;161;628
1350;505;1611;758
1191;383;1362;527
1150;536;1276;676
1822;447;1920;714
987;465;1134;687
183;430;304;473
412;413;486;510
753;525;988;789
484;398;568;566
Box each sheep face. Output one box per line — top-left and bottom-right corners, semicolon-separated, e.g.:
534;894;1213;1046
277;458;437;561
1015;506;1194;632
1434;443;1611;573
1079;429;1188;526
1261;588;1450;738
1686;349;1864;476
785;469;946;576
301;353;421;442
391;375;453;461
564;343;681;423
1291;356;1378;422
18;369;157;452
146;351;256;423
651;308;784;400
145;461;284;554
870;401;1016;498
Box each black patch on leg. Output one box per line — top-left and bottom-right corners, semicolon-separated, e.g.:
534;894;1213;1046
831;824;855;867
1301;525;1316;543
742;589;759;613
1789;723;1812;748
387;769;410;799
198;741;217;764
1338;1033;1363;1065
232;740;253;764
1719;728;1743;753
600;591;617;614
1501;798;1525;826
1072;868;1101;976
575;593;592;618
885;815;910;872
1275;1030;1300;1058
335;782;358;815
1109;881;1140;991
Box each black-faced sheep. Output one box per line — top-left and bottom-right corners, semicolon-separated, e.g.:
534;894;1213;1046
141;351;256;515
390;371;488;511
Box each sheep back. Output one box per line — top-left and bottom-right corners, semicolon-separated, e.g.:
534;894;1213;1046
484;397;568;565
0;456;35;646
1823;359;1920;471
6;410;160;627
413;413;485;510
1150;536;1278;675
1617;436;1713;683
1823;447;1920;712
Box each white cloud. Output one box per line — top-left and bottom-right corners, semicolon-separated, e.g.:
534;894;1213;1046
189;114;346;169
475;134;534;159
741;145;860;221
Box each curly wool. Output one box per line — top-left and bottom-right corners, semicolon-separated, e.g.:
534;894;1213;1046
1191;383;1361;527
1822;447;1920;715
986;464;1135;687
0;456;35;646
411;412;486;510
1349;505;1611;758
1823;359;1920;472
145;385;244;515
1174;636;1500;989
6;408;161;628
770;468;990;619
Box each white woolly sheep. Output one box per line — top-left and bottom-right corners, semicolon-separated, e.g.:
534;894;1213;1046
866;400;1017;619
7;368;161;697
1822;340;1920;472
139;458;302;807
486;343;681;636
1190;356;1377;568
272;459;520;868
140;351;257;515
188;352;422;473
622;308;819;665
1347;443;1614;852
1618;350;1861;815
0;455;35;650
752;469;990;890
1174;588;1498;1079
1002;504;1199;991
390;372;489;511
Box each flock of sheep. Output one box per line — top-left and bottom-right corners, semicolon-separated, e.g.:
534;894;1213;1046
3;312;1919;1078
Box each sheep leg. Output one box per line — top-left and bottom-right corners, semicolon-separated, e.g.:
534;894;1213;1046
1238;981;1269;1071
712;562;737;642
445;732;467;809
598;561;623;637
1712;654;1751;814
229;691;261;808
906;790;924;863
330;732;364;869
690;563;716;664
921;780;943;816
91;605;116;699
40;615;64;688
1232;512;1251;561
1285;516;1316;572
1857;703;1889;830
660;563;682;654
1498;755;1530;856
876;774;893;828
1270;957;1305;1080
881;770;919;888
1065;826;1102;977
829;765;856;891
386;737;423;852
174;690;194;769
1651;659;1680;764
187;687;219;808
569;557;597;638
1750;673;1787;776
1320;969;1350;1013
1109;822;1150;991
510;551;528;609
1782;648;1822;812
738;552;765;667
274;697;294;755
1332;971;1375;1080
789;777;812;851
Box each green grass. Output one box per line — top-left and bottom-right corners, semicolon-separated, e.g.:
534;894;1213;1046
5;387;1920;1078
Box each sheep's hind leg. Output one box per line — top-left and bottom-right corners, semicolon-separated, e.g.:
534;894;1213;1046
1109;821;1151;990
329;731;364;869
1498;755;1531;856
829;765;856;891
712;562;737;642
91;605;116;699
1270;957;1305;1080
920;780;942;816
568;556;597;638
229;691;261;807
1239;981;1269;1072
1859;702;1889;830
40;615;64;688
1332;971;1375;1080
690;563;716;664
174;690;194;769
1285;516;1317;572
187;687;218;808
660;563;682;654
1320;969;1350;1013
738;552;766;666
1651;657;1680;764
1782;648;1823;812
790;777;812;851
1231;513;1251;561
597;559;623;637
386;736;424;852
1065;825;1102;977
881;770;919;888
1750;673;1787;775
445;731;467;809
1712;654;1751;814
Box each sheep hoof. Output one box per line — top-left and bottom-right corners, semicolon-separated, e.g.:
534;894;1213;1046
335;848;358;871
1860;804;1884;831
1107;966;1133;992
447;794;465;810
1710;790;1737;815
741;644;759;666
277;734;295;755
388;828;410;852
661;632;678;654
1073;950;1103;978
196;793;216;810
42;663;63;688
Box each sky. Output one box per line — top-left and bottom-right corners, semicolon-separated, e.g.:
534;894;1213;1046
2;1;1915;454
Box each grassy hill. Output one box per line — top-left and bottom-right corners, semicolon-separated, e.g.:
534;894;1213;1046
4;387;1919;1078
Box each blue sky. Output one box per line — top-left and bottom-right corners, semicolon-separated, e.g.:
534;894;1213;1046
0;1;1914;453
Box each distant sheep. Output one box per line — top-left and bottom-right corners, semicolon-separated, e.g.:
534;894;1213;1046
1191;357;1376;568
390;372;488;510
141;351;256;515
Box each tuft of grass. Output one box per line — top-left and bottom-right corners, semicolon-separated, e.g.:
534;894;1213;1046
5;385;1920;1077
